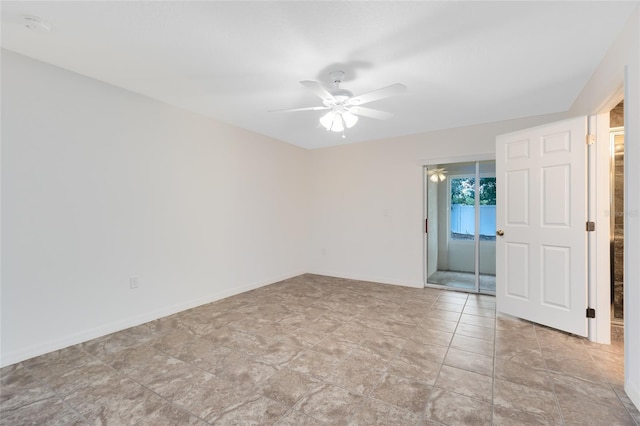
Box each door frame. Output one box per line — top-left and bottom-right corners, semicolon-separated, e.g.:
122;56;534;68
591;112;615;344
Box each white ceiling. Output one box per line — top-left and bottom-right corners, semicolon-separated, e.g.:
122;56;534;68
2;1;637;149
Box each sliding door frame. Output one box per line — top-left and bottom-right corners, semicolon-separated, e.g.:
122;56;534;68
421;153;495;292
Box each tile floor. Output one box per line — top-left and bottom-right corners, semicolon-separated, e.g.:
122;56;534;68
1;274;638;425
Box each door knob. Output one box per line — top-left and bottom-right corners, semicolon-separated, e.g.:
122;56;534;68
496;230;504;236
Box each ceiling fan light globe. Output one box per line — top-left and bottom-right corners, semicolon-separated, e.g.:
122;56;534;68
319;111;335;131
429;174;439;183
439;174;446;181
330;115;345;132
342;112;358;128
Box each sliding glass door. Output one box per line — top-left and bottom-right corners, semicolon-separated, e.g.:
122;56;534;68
425;160;496;294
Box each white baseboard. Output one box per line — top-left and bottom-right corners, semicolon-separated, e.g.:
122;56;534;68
0;270;305;368
307;270;423;289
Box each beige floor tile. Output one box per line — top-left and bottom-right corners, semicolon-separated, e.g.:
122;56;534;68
543;352;609;384
423;308;462;322
443;348;493;377
371;373;432;414
494;356;551;391
154;334;234;373
433;302;465;312
66;377;204;425
462;305;495;318
0;364;56;412
387;354;441;385
210;394;288;425
465;296;496;309
556;397;636;425
386;306;429;324
495;334;540;358
459;313;495;329
286;349;343;379
419;316;459;333
455;323;495;341
410;328;453;348
0;397;87;426
274;409;325;425
492;405;549;425
493;378;562;424
450;334;494;357
294;383;363;423
312;335;357;358
347;397;422;425
214;351;277;389
401;339;448;364
495;314;534;332
255;339;304;366
24;345;97;380
435;365;493;402
326;354;387;395
259;368;320;407
358;330;408;361
425;388;492;426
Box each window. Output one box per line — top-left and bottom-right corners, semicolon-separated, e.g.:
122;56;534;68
450;177;496;240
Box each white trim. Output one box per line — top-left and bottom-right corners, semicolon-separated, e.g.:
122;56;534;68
0;270;305;367
423;166;429;288
307;270;423;289
586;113;613;344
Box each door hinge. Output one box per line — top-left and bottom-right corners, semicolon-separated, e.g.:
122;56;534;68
425;218;428;233
586;308;596;318
586;134;596;145
586;221;595;232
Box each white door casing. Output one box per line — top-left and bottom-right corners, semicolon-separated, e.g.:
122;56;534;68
496;117;588;337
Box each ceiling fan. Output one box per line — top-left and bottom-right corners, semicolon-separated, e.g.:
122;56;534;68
428;168;448;182
272;70;406;136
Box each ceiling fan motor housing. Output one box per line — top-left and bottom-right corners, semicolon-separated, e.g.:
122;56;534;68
326;88;353;105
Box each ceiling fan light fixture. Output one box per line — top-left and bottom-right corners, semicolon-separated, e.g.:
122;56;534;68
342;111;358;129
330;114;345;132
429;171;447;182
319;111;334;131
320;111;350;133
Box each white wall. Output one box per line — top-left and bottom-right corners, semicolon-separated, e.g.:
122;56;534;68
447;241;496;275
569;6;640;410
307;113;566;287
0;51;309;367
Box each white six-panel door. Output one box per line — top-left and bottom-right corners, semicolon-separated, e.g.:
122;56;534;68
496;117;588;336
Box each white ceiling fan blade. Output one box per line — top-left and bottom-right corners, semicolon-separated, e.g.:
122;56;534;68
300;80;336;103
348;83;407;106
349;106;393;120
270;106;331;113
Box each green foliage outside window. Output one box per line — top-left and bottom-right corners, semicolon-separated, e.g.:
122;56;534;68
451;177;496;206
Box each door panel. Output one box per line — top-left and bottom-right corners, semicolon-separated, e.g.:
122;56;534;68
496;116;587;337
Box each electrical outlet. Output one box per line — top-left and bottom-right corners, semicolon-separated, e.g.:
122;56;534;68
130;276;139;289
